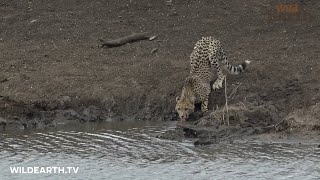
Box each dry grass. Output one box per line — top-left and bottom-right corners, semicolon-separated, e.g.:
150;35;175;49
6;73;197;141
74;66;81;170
222;77;245;126
222;76;230;126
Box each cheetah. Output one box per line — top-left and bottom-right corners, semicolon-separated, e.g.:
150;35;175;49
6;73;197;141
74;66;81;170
175;36;250;121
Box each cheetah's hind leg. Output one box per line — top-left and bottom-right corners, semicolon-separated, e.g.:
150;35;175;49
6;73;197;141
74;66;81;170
209;47;225;90
212;65;225;90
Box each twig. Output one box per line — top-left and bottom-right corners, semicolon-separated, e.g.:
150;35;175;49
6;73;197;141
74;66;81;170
263;118;286;130
274;118;286;128
149;36;157;41
228;82;242;99
224;76;229;126
222;107;225;125
151;48;158;54
239;102;247;109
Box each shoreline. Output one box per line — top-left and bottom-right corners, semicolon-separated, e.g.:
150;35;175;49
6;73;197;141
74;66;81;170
1;0;319;143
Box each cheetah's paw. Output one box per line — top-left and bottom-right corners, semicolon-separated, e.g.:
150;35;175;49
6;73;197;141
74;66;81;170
212;79;223;90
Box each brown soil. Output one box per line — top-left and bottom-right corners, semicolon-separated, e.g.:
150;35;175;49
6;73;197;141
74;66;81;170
0;0;319;141
158;102;320;145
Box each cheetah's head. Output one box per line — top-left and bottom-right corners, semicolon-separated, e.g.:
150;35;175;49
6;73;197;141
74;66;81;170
175;96;195;121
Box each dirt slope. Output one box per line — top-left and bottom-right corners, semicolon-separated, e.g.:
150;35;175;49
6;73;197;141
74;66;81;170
0;0;319;132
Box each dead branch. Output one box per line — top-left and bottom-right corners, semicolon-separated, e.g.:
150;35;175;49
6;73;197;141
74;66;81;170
239;102;247;109
222;107;225;125
263;118;287;132
228;82;242;99
100;33;150;48
224;76;229;126
275;118;287;128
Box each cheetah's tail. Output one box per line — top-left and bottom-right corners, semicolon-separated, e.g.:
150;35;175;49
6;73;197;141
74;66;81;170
223;60;251;75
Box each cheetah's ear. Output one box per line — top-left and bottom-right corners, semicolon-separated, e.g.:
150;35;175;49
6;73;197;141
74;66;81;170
176;96;180;102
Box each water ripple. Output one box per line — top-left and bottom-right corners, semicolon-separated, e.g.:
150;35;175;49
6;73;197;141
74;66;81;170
1;122;319;180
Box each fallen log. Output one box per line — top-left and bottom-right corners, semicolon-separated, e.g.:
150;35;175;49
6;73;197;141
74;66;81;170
100;33;150;48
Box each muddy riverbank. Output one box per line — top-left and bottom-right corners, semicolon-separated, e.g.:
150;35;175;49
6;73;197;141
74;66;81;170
1;0;320;141
158;102;320;145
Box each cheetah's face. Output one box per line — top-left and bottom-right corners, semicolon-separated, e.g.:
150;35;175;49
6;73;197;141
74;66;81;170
175;97;195;121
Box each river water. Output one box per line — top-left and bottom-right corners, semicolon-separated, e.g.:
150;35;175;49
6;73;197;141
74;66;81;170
0;121;319;180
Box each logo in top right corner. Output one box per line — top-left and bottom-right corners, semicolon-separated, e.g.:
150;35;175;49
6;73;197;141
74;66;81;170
267;3;312;23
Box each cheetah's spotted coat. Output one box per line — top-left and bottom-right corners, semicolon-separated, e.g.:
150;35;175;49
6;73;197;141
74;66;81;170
175;37;250;121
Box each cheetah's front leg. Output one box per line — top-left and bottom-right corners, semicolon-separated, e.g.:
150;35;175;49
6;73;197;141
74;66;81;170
200;85;210;112
201;96;209;112
212;66;225;90
195;82;211;112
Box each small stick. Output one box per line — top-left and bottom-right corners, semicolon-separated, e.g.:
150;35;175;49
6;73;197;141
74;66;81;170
274;118;286;128
263;118;286;131
239;102;247;109
228;82;242;99
222;106;225;125
224;76;229;126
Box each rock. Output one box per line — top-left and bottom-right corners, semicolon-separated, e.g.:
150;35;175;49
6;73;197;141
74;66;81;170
0;78;8;83
285;103;320;129
0;117;7;130
0;117;7;124
81;106;106;122
156;128;185;141
194;135;218;146
58;96;71;107
4;121;25;131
